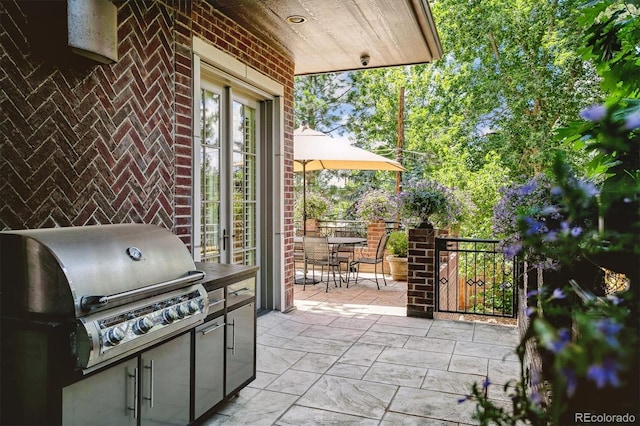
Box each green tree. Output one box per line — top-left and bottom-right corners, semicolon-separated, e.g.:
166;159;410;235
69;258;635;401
428;0;603;176
294;1;606;237
294;71;401;219
294;72;352;132
342;0;605;236
294;72;357;219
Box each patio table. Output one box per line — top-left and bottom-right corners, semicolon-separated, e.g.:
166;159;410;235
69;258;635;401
294;236;367;246
294;236;367;285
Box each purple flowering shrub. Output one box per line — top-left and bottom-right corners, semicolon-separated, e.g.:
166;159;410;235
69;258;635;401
464;143;638;424
466;116;638;423
492;174;555;258
528;284;637;421
515;158;600;269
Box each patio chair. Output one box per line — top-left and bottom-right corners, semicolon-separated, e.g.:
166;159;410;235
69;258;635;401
333;229;360;266
349;232;390;290
302;236;349;292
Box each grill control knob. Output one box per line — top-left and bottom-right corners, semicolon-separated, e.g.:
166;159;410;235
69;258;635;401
176;304;190;318
105;327;126;345
133;317;154;334
186;300;200;314
162;307;179;324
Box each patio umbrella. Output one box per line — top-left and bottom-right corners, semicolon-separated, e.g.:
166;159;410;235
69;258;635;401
294;126;405;235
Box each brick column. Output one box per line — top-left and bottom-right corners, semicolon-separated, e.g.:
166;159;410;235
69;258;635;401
364;220;385;256
359;220;388;272
305;218;319;236
407;226;436;318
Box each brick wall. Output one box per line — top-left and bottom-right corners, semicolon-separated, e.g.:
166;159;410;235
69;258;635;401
0;0;295;309
1;1;178;230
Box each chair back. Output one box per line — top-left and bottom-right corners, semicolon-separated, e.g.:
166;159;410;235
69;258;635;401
375;232;390;260
303;236;330;262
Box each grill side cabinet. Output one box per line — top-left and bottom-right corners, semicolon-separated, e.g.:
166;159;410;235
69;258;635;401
140;333;190;425
62;359;138;426
225;301;256;396
191;262;258;422
62;333;191;426
194;316;225;418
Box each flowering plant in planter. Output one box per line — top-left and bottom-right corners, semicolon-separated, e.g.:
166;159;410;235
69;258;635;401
354;189;397;223
396;178;462;228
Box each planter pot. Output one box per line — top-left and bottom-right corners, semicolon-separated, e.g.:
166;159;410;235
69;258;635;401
386;255;408;281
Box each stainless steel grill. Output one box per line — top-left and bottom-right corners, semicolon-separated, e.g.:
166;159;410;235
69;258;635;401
0;224;208;370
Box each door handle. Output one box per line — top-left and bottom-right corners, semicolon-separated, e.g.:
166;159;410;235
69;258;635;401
127;367;138;419
223;229;228;251
208;299;225;310
201;322;225;335
227;319;236;354
143;359;154;407
230;287;251;296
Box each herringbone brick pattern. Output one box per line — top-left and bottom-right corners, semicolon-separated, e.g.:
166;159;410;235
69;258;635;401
0;1;176;230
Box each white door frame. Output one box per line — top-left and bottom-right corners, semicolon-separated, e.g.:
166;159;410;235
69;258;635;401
192;39;285;311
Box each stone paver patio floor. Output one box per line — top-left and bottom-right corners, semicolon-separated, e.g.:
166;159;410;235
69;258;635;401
202;274;520;425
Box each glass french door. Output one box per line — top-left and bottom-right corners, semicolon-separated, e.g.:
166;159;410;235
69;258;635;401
199;84;258;266
231;101;257;265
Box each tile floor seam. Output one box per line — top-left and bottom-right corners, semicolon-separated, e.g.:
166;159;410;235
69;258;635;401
419;367;430;389
383;385;403;424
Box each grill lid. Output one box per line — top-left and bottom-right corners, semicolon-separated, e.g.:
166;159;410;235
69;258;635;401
0;224;202;317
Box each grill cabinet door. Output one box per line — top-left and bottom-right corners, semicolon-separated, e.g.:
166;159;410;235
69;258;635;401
140;333;190;426
225;302;255;395
194;316;225;419
62;358;137;426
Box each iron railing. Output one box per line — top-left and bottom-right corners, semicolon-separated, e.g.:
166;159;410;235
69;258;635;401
435;237;518;318
294;220;403;238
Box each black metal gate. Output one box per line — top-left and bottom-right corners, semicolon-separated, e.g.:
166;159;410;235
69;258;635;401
435;237;518;318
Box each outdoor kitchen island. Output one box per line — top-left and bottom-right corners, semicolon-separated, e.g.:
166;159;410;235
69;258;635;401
64;261;259;426
0;224;258;426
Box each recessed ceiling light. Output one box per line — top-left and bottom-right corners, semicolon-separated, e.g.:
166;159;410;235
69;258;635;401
286;15;306;24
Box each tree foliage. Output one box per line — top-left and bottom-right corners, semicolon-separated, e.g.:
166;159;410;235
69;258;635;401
466;2;639;423
294;0;609;237
294;73;351;133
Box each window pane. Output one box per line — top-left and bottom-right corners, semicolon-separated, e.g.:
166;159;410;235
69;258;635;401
202;90;220;147
231;101;256;266
200;89;221;262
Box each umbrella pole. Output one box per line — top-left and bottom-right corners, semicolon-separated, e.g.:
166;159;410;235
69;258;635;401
303;162;307;236
296;161;318;285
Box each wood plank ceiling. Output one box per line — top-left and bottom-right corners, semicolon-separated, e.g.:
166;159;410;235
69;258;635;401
206;0;443;75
